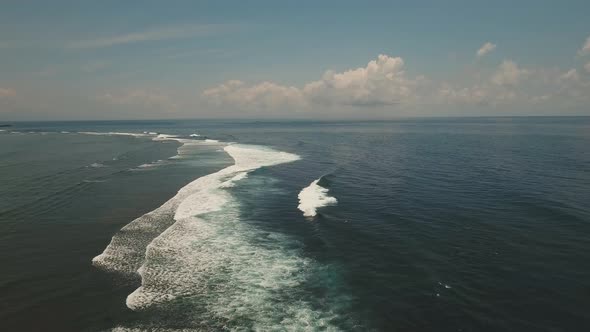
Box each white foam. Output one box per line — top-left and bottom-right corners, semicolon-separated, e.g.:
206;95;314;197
89;162;106;168
172;145;299;220
219;172;248;188
79;131;152;137
92;143;359;329
204;138;219;143
131;160;168;171
189;133;200;137
297;178;338;217
153;134;179;140
93;144;299;275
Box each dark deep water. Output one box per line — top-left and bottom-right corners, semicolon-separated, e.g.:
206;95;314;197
1;117;589;331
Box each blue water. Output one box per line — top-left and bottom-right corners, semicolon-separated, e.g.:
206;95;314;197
1;118;589;331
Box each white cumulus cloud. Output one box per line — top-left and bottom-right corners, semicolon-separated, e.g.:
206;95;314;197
202;54;590;114
491;60;529;86
476;42;496;57
303;55;424;106
202;54;426;109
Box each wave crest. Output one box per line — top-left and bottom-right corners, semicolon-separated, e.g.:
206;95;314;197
297;178;338;217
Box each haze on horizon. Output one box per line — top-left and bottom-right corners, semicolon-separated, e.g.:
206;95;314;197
1;0;590;121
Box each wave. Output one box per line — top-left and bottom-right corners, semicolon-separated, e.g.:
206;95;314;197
91;135;360;329
130;160;168;171
89;132;360;329
78;131;153;137
91;132;228;275
153;133;178;140
297;177;338;217
93;142;357;329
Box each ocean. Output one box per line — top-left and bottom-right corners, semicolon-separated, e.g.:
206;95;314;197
1;118;589;331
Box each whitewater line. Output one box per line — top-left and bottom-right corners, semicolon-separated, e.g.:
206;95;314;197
91;134;228;275
125;144;300;310
88;133;355;330
92;139;300;300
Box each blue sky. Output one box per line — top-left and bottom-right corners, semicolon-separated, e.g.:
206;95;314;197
1;0;590;120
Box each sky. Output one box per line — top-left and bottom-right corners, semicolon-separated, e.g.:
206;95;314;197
1;0;590;120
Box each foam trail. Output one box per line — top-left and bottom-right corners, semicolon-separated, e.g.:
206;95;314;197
93;143;299;276
89;162;106;168
92;133;223;274
298;178;338;217
94;140;355;329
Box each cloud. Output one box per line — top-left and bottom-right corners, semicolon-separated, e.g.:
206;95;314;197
584;62;590;73
437;83;491;105
476;42;496;57
578;36;590;56
67;24;231;49
438;62;589;106
202;54;590;114
202;80;304;109
202;54;426;109
97;89;177;110
560;69;579;82
491;60;529;86
0;87;16;98
302;55;426;106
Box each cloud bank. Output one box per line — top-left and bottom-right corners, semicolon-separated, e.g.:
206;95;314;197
202;80;303;110
203;55;428;110
202;51;590;114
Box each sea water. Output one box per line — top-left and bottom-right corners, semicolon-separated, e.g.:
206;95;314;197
1;118;589;331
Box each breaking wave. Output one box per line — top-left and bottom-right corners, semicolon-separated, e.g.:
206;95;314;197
297;177;338;217
92;139;356;330
78;131;152;137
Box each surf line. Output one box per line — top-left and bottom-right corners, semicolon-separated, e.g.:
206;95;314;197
92;137;300;307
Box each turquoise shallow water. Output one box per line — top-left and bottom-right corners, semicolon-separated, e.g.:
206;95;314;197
1;118;589;331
